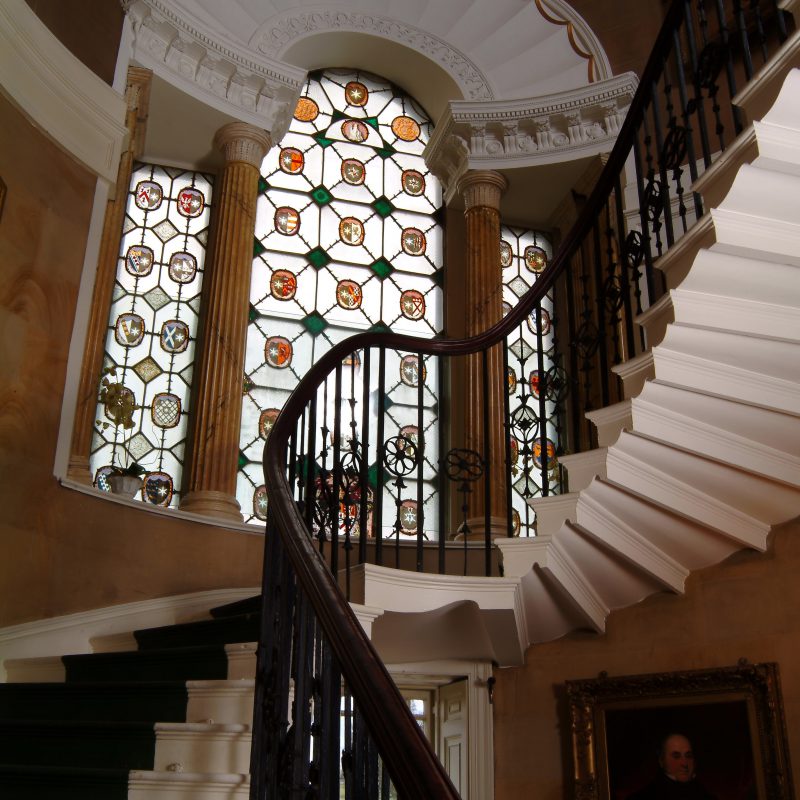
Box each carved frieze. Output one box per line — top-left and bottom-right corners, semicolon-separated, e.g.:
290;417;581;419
124;0;306;140
251;10;494;102
425;73;638;199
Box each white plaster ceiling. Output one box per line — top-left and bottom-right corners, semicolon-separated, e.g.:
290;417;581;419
159;0;600;113
138;0;612;225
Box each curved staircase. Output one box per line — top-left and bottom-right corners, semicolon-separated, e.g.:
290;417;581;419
2;8;800;800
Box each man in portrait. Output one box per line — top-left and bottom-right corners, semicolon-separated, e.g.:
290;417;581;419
628;733;716;799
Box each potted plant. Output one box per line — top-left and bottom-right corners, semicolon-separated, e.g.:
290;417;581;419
97;366;146;497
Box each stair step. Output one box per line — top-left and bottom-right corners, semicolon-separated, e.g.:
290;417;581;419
185;680;255;725
582;479;741;571
0;719;155;769
585;400;632;447
134;613;260;650
154;722;251;773
63;645;229;683
0;763;129;799
559;448;607;492
606;432;780;549
0;681;187;722
653;324;800;414
209;595;261;619
633;381;800;487
128;769;250;799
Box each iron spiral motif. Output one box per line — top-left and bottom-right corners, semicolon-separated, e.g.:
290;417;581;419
383;435;420;539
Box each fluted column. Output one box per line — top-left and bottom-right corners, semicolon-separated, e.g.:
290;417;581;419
180;123;272;520
68;67;152;482
458;170;509;538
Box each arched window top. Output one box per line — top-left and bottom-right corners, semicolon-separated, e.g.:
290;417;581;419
239;68;444;524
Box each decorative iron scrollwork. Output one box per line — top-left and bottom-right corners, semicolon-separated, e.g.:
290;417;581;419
643;177;664;223
660;124;688;170
696;39;728;89
623;230;644;272
602;274;626;314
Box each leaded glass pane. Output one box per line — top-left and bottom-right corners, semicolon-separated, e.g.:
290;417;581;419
502;226;563;536
240;69;443;528
90;163;213;507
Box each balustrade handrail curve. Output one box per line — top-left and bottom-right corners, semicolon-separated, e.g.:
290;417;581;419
260;0;779;794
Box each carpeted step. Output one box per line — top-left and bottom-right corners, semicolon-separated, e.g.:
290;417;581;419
134;612;260;650
0;719;155;769
0;681;188;722
209;594;261;619
63;645;229;683
0;763;130;799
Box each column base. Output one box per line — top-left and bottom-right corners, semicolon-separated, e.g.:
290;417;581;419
66;455;93;485
453;515;513;542
180;490;243;522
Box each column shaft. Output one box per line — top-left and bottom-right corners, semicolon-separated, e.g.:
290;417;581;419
458;171;509;538
68;67;152;482
180;123;271;520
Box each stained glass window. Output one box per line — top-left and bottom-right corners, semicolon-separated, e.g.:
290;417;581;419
90;164;213;506
502;226;563;536
240;69;443;529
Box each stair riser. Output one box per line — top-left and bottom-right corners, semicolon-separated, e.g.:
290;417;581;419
63;649;229;683
134;616;260;651
154;733;251;773
0;727;155;769
0;684;188;722
186;684;255;725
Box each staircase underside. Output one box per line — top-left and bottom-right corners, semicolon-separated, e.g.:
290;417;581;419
358;52;800;668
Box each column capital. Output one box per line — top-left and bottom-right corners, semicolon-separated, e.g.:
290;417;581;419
457;170;508;212
213;122;273;168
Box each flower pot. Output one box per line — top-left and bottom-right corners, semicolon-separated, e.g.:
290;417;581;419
109;474;143;498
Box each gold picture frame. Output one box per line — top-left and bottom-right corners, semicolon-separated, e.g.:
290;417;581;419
566;662;794;800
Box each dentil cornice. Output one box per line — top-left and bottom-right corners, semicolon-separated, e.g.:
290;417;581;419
124;0;306;140
250;7;495;102
425;72;639;200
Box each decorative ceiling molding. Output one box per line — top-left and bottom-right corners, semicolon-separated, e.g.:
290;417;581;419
425;72;638;201
250;7;495;102
534;0;613;83
124;0;306;140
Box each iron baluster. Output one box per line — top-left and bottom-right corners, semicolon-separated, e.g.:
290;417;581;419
683;0;714;167
444;447;484;574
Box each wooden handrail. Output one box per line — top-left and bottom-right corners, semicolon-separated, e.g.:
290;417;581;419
260;0;774;794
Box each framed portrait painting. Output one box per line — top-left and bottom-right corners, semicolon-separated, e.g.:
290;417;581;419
566;663;794;800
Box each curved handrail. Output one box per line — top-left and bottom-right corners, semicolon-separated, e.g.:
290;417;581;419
261;0;783;794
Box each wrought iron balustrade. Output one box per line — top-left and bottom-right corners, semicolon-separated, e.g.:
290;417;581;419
252;1;793;797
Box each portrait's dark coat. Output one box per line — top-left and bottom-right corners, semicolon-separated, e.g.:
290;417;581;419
628;772;716;800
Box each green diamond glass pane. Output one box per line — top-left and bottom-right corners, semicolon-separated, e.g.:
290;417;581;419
382;393;394;410
369;258;394;280
307;247;331;269
368;322;392;335
371;196;394;218
433;268;444;287
302;311;328;336
254;239;267;258
331;109;346;122
310;186;333;206
313;133;334;148
376;145;396;159
248;304;259;323
258;176;269;194
238;451;248;469
243;374;255;393
367;462;391;489
364;116;379;130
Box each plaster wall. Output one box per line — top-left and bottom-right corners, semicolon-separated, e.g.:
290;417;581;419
493;516;800;799
0;93;263;626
